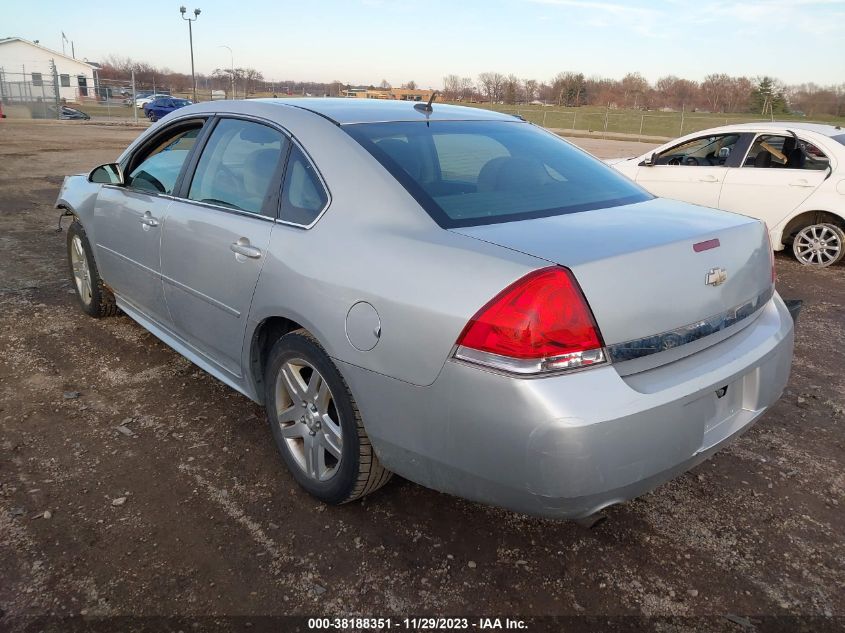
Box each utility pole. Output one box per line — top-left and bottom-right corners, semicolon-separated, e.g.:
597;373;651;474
219;45;234;99
180;6;201;102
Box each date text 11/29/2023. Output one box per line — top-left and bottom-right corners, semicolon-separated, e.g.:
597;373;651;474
307;617;528;630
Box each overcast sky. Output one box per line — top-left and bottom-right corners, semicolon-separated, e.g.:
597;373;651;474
7;0;845;86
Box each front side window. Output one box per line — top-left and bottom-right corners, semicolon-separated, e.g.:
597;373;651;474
188;118;287;215
656;134;741;166
279;146;329;225
126;125;202;194
743;134;829;170
345;120;650;228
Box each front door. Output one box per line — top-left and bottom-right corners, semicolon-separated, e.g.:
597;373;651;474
160;117;288;377
635;132;744;208
93;122;204;325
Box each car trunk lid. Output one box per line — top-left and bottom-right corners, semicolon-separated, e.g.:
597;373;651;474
450;198;773;371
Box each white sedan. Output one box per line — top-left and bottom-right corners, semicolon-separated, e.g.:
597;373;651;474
135;93;171;109
610;122;845;267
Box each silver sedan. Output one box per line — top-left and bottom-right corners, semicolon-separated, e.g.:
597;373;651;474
56;99;794;519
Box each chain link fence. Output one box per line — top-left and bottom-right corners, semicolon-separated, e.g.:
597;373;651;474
481;103;832;142
0;63;61;119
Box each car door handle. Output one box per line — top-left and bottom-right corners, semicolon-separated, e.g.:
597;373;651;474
697;175;719;183
139;213;159;227
230;240;262;259
789;179;814;188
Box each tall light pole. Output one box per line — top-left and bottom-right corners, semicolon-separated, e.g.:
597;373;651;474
219;45;235;99
180;6;201;102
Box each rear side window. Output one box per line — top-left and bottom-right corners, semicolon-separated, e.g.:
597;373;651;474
345;120;650;228
279;146;329;226
744;134;830;170
187;118;287;215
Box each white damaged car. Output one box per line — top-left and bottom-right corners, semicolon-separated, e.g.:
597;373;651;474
610;122;845;267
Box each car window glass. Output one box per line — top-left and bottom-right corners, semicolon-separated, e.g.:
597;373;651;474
279;146;329;225
126;126;202;194
188;118;286;214
656;134;740;166
432;133;510;184
742;134;825;170
346;120;650;228
797;139;830;171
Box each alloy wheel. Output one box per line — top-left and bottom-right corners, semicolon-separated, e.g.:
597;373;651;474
70;235;93;304
274;358;343;481
793;224;843;267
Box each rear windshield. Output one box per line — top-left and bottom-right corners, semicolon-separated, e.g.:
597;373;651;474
344;120;651;228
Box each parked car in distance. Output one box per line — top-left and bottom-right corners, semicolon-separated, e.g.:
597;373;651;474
55;99;794;520
135;93;171;109
49;105;91;120
143;97;192;122
609;122;845;267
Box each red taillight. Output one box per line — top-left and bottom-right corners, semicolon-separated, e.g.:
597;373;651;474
454;267;606;375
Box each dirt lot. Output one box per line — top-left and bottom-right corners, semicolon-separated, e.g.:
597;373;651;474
0;120;843;632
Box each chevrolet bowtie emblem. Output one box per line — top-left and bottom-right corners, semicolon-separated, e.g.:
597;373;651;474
705;267;728;286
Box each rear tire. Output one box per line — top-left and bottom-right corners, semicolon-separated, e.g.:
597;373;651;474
66;221;118;318
792;223;844;268
264;329;392;504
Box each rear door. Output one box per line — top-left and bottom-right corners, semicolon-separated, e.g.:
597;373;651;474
94;119;205;325
635;133;746;208
718;133;829;227
160;117;289;377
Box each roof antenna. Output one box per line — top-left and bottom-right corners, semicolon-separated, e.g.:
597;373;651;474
414;91;439;113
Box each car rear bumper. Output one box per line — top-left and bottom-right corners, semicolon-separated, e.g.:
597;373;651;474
338;293;794;519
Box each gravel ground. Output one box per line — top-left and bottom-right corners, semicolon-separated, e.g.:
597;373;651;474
0;120;843;632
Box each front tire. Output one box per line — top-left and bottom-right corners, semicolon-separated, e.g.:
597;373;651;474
147;111;157;122
66;221;118;318
792;223;844;268
264;329;392;504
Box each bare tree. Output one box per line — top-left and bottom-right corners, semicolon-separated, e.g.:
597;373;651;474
504;74;520;104
379;79;391;89
656;75;699;110
522;78;539;103
442;74;461;100
477;72;505;104
459;77;475;101
620;72;649;109
700;73;730;112
402;80;418;90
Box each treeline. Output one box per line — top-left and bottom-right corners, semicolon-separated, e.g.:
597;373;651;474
445;72;845;117
97;55;266;96
94;55;845;117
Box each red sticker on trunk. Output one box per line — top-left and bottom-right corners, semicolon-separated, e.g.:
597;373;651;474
693;238;720;252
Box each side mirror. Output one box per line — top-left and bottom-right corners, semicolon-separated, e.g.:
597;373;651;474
643;152;657;167
89;163;124;185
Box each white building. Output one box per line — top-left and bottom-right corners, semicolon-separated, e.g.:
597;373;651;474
0;37;97;103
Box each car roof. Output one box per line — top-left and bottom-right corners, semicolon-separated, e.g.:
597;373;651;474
248;98;519;125
717;121;844;137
